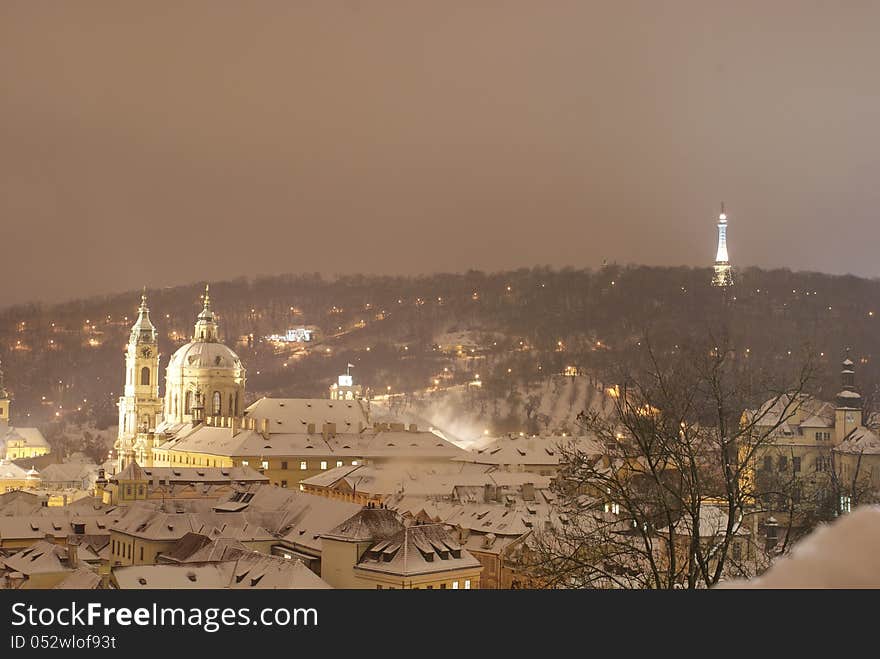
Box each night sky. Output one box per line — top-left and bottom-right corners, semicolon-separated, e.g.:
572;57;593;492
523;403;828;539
2;1;878;306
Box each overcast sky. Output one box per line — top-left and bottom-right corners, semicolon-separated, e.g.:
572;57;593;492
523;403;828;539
2;1;878;306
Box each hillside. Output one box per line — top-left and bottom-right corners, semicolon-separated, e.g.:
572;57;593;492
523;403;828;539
2;265;879;447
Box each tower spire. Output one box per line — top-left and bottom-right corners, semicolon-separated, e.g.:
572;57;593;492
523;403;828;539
712;202;733;287
129;289;157;344
194;284;219;342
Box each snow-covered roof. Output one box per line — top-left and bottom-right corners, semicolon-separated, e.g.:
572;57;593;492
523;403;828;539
111;505;276;543
463;434;602;466
2;540;71;576
113;554;331;589
38;462;98;484
322;507;403;543
835;427;880;455
0;460;36;481
54;567;101;590
302;462;551;500
211;486;363;553
167;340;242;371
2;426;48;448
158;424;465;460
244;397;369;432
355;523;481;577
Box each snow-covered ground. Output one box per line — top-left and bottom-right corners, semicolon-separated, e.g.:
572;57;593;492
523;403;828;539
372;375;614;449
722;506;880;588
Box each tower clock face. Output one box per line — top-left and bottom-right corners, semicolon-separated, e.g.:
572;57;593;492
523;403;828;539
140;346;152;358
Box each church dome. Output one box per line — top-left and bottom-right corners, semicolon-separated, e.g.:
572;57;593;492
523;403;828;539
167;341;242;371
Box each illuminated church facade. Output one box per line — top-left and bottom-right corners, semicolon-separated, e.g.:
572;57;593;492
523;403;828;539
115;286;246;470
112;288;457;491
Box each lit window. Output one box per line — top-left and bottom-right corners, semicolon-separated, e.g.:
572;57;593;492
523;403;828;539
242;460;249;467
320;461;328;470
336;461;343;467
261;460;269;470
452;581;459;590
300;461;307;470
352;460;359;466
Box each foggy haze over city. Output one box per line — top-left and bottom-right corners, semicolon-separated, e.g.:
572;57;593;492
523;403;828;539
3;2;880;306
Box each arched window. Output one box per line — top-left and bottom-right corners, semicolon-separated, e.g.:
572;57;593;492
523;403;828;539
185;391;192;415
212;391;221;416
173;394;178;417
234;392;239;416
229;394;234;417
140;366;150;386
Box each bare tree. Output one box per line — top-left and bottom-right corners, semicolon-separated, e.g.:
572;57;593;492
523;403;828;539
521;336;815;589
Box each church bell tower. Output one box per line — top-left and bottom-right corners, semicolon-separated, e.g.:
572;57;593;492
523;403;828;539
115;291;162;470
0;360;10;431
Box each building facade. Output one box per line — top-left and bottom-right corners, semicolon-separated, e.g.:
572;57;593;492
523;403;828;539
115;292;162;469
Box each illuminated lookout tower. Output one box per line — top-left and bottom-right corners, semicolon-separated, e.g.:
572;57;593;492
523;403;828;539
712;203;733;288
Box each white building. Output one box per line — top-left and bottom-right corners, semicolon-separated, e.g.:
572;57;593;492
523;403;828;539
115;286;246;470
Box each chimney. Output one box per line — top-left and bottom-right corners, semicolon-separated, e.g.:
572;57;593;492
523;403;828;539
522;483;535;501
259;418;270;439
67;540;79;568
307;422;316;434
390;422;405;432
322;422;337;439
408;423;417;432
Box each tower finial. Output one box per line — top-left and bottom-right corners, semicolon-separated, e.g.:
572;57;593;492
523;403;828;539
140;286;147;312
194;284;218;341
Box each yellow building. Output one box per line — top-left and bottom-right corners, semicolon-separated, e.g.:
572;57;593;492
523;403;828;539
116;287;245;471
100;460;268;505
150;411;465;490
1;366;50;461
744;355;876;525
0;461;40;492
108;506;276;567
